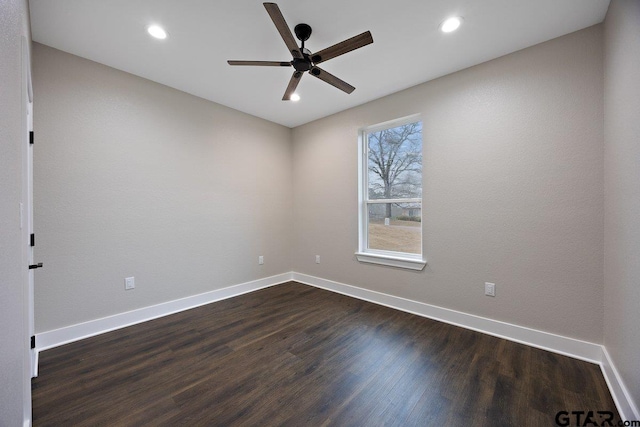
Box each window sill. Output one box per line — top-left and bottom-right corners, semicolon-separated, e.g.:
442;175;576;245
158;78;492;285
355;252;427;271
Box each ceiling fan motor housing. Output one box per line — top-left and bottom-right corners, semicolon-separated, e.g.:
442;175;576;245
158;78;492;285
292;57;312;71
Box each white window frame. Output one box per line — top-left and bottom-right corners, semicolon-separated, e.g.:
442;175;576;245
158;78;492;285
356;114;426;270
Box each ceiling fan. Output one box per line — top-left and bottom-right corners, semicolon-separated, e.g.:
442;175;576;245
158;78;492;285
228;2;373;101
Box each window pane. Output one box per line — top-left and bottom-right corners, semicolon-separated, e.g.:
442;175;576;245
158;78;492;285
367;121;422;200
367;202;421;254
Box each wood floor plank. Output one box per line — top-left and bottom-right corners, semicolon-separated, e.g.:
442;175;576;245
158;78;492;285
32;281;620;426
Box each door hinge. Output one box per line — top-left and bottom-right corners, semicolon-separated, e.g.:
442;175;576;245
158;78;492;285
30;233;35;247
30;336;35;349
29;131;34;145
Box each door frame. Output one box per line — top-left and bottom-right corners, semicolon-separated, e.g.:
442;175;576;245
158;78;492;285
21;33;34;426
27;68;36;378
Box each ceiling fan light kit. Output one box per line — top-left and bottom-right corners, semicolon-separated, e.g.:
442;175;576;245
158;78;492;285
227;2;373;101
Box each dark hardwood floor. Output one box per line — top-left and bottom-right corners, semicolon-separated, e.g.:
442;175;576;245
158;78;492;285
32;282;619;426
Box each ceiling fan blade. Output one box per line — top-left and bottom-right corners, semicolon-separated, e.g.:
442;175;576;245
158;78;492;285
283;71;303;100
311;31;373;64
309;67;355;94
227;60;291;67
263;3;303;59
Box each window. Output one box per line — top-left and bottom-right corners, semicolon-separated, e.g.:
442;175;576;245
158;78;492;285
356;115;426;270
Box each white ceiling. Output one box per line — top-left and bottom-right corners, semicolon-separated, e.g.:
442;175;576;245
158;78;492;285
29;0;609;128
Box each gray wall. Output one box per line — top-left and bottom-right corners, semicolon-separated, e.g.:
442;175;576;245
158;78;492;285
604;0;640;414
292;26;604;343
33;44;293;332
0;0;31;424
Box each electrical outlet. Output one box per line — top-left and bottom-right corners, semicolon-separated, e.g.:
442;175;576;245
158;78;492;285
258;256;264;265
316;255;320;264
485;282;495;297
125;277;135;290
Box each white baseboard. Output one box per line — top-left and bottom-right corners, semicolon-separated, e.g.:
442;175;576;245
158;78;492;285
600;347;640;421
31;349;38;377
293;272;640;421
292;272;603;363
35;271;637;421
36;272;294;352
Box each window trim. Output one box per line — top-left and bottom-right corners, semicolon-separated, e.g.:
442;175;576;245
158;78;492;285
356;114;426;270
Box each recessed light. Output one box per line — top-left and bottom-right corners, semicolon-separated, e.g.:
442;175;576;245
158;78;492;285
440;17;462;33
147;25;167;40
290;93;300;102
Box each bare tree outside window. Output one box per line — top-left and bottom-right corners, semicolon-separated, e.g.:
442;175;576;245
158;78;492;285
367;121;422;218
363;120;423;255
